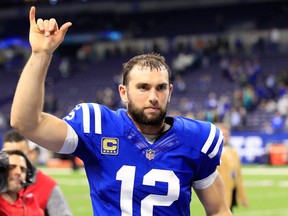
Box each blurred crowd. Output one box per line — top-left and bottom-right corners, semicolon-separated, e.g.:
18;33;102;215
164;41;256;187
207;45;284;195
0;28;288;134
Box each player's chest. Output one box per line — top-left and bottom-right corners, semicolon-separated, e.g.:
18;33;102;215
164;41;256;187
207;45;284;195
93;135;198;186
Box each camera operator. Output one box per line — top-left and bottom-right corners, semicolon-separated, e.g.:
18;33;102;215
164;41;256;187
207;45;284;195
0;150;44;215
2;130;72;216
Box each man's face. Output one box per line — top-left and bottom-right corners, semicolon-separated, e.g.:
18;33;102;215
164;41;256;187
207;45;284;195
120;65;173;126
7;154;27;193
2;141;37;164
3;141;29;154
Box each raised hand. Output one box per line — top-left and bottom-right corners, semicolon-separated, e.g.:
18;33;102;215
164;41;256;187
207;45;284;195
29;6;72;54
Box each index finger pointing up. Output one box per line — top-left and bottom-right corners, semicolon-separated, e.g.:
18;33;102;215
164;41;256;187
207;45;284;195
29;6;36;25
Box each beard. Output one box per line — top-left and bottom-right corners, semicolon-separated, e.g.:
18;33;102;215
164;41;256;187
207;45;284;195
8;180;22;193
127;102;167;126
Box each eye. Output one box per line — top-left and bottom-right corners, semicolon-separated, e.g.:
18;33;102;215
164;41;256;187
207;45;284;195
157;84;167;91
138;84;149;91
20;167;27;174
9;164;16;170
8;165;27;174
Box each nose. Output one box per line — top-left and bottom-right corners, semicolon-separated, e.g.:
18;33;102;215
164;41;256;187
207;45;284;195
14;166;22;175
10;165;22;176
148;89;158;105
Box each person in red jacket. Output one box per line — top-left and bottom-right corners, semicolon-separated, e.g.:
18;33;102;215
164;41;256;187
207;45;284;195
2;130;72;216
24;167;59;211
0;150;44;216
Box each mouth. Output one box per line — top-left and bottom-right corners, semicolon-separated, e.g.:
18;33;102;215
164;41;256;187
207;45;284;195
9;178;22;185
145;107;160;113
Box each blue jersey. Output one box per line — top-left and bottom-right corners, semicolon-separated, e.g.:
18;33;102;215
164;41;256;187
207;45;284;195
64;103;223;216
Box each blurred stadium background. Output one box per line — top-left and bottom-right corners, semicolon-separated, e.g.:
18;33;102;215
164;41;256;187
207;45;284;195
0;0;287;215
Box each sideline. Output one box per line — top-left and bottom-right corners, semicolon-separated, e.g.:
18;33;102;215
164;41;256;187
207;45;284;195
242;166;288;175
235;208;288;216
244;180;288;187
39;167;86;175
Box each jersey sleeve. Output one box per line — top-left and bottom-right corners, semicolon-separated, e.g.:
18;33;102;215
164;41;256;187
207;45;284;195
63;103;103;134
192;122;224;189
62;103;103;160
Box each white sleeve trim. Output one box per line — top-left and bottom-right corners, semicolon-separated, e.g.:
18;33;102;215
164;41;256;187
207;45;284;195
208;132;224;159
192;170;218;190
201;124;216;154
58;123;79;154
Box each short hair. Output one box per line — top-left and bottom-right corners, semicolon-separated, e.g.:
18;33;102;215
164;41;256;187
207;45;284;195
2;130;29;149
3;130;26;143
122;53;171;86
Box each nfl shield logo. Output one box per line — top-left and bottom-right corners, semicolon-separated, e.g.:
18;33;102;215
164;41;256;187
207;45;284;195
146;149;155;160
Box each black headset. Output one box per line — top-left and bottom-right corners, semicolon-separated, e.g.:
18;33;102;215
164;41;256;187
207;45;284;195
0;151;9;192
0;150;36;192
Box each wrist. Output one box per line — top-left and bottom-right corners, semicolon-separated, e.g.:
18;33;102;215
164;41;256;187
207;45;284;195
31;51;53;60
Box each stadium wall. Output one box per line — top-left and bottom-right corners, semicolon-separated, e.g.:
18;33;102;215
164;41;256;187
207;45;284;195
230;132;288;165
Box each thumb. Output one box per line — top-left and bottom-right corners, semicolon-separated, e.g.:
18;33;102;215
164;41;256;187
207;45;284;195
59;22;72;38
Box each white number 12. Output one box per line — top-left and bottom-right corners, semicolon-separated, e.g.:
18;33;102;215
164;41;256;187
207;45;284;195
116;165;180;216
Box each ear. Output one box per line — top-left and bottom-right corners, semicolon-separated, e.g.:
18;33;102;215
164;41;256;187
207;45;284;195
28;149;38;165
168;84;173;102
118;84;128;104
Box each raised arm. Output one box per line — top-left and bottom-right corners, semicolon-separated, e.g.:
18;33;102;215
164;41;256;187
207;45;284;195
10;6;72;152
194;174;233;216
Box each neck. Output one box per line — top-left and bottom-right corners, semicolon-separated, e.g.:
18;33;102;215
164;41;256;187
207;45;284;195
1;191;18;203
133;121;165;135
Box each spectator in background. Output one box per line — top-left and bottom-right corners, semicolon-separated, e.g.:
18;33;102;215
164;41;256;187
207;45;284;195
0;150;44;216
242;85;258;112
2;130;72;216
268;27;280;52
228;58;242;82
198;74;212;91
173;74;186;94
53;152;80;172
44;93;58;115
179;96;194;114
217;95;231;122
76;44;94;62
205;108;219;123
59;57;71;78
270;111;285;133
95;87;120;110
249;58;262;87
172;52;195;74
276;93;288;117
232;89;244;108
216;123;248;212
229;107;246;131
205;91;218;110
262;120;273;134
265;73;276;98
234;37;244;53
261;98;277;113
